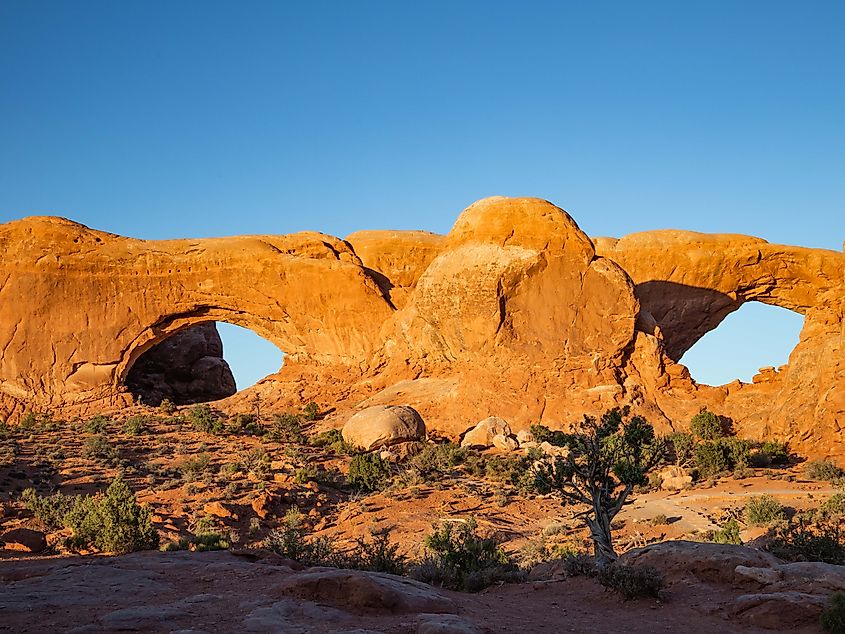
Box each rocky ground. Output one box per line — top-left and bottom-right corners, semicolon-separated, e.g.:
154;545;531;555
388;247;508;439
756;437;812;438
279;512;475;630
1;406;843;632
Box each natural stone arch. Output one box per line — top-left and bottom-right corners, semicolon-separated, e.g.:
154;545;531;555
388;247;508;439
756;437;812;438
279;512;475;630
0;216;394;410
594;231;840;361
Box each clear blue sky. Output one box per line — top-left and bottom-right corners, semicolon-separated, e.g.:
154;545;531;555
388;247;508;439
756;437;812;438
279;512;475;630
1;1;842;388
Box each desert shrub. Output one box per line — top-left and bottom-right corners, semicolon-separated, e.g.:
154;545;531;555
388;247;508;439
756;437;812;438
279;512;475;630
558;552;598;577
180;453;212;481
649;514;670;526
690;409;724;440
123;415;149;436
341;528;406;575
18;411;40;431
760;439;790;465
766;504;845;565
709;518;742;545
21;488;75;529
530;424;567;446
265;507;333;565
85;415;111;434
483;454;546;495
667;431;695;466
308;429;354;454
724;438;753;469
227;413;263;436
159;398;176;415
266;413;305;443
302;402;320;421
0;419;11;439
822;493;845;516
807;459;845;482
597;563;664;600
404;442;466;482
694;440;730;478
411;517;523;592
744;495;786;527
61;475;159;554
348;452;391;492
192;531;231;551
160;538;190;552
187;404;224;434
294;464;321;484
84;434;119;464
822;592;845;634
241;447;271;479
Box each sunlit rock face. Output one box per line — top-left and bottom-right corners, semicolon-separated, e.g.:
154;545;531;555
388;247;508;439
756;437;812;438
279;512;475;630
0;197;842;460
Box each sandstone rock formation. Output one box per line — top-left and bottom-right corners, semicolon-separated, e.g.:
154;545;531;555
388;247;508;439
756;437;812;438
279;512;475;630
0;196;842;460
341;405;426;451
125;322;236;406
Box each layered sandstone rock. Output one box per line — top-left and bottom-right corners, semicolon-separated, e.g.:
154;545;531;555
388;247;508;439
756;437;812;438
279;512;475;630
0;197;842;460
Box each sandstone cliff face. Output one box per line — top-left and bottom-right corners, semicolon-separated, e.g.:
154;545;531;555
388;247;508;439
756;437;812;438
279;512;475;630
0;198;842;460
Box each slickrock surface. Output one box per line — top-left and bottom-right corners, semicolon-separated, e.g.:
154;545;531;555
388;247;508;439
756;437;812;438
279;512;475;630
0;196;843;459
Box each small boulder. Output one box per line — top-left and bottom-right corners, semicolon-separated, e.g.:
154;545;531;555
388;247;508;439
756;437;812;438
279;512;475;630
0;527;47;553
203;501;237;520
658;465;693;491
492;434;518;451
417;614;483;634
539;441;568;457
516;429;535;444
342;405;426;451
460;417;511;448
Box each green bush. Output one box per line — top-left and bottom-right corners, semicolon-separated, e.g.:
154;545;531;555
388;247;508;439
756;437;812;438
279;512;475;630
411;517;523;592
266;413;305;443
265;507;333;565
341;528;406;575
348;452;391;492
180;453;212;481
123;415;149;436
744;495;786;527
690;410;724;440
597;563;664;600
766;503;845;565
309;429;354;454
187;404;224;434
822;592;845;634
761;439;790;465
159;398;177;415
807;459;845;482
85;415;111;434
404;442;466;482
241;447;271;479
709;518;742;545
227;413;263;436
302;402;320;421
529;424;567;446
667;431;695;466
84;434;119;464
559;552;598;577
694;441;730;478
29;476;160;554
724;438;753;469
192;531;231;552
21;488;75;529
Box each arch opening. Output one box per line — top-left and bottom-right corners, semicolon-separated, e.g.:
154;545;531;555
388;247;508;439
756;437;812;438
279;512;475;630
678;302;804;386
125;321;284;406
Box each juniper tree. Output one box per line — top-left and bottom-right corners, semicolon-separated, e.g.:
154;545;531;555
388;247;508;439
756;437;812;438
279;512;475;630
538;407;665;568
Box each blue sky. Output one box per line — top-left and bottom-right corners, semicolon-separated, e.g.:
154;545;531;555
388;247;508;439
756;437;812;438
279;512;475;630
1;1;841;388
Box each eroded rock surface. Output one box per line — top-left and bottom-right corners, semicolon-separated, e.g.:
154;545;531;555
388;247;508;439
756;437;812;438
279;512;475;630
0;196;843;459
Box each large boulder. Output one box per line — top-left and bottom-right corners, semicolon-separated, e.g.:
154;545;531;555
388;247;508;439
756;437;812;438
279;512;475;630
277;568;455;615
125;323;237;406
0;528;47;553
342;405;426;451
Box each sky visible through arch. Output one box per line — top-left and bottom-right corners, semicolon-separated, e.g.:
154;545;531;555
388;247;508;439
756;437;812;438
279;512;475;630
1;1;842;388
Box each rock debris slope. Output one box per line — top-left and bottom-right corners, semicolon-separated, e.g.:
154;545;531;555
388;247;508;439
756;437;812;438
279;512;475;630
0;197;842;458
